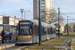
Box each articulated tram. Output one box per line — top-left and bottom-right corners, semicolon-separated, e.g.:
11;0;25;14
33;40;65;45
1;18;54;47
16;20;56;44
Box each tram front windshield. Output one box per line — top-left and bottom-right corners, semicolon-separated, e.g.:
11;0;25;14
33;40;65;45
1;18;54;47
20;26;32;35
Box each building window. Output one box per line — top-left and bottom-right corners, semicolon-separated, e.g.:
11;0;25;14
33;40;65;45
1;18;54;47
9;19;14;23
41;0;45;1
15;20;18;23
0;18;2;21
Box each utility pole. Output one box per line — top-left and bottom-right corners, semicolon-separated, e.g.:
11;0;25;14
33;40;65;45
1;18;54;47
67;16;69;35
58;8;60;38
24;10;30;20
39;0;41;45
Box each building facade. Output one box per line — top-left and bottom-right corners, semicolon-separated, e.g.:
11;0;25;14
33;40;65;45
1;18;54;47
33;0;52;23
0;15;3;24
70;22;75;32
3;16;22;25
14;17;22;25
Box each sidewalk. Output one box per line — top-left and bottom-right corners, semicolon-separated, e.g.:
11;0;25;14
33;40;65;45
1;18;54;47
0;41;15;50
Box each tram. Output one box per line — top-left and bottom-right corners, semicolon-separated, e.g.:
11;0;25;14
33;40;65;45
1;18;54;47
16;20;56;44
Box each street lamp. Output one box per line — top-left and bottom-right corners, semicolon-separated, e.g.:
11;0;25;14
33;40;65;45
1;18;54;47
20;9;24;19
24;10;30;20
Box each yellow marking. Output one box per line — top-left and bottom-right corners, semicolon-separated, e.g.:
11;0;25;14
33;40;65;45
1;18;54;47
34;23;38;25
18;35;33;40
20;22;30;24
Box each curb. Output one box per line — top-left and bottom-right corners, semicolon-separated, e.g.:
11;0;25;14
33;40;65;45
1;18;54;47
0;44;15;50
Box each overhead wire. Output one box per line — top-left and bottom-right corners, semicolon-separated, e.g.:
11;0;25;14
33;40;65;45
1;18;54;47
26;0;33;5
53;0;59;8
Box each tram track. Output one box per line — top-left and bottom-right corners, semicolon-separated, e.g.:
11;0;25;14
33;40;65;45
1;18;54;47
59;37;73;50
43;36;74;50
43;37;66;50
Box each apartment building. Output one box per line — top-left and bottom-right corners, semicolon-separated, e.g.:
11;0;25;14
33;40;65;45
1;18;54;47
33;0;52;23
14;16;22;25
3;16;22;25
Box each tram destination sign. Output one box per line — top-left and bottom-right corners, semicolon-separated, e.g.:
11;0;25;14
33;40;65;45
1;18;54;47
20;22;30;25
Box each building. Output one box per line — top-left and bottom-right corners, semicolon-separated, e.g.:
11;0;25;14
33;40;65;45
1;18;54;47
3;16;22;25
33;0;52;23
70;22;75;32
0;15;3;24
14;16;22;25
55;23;65;33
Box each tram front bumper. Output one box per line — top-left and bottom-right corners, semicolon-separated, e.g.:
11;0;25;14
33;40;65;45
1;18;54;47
17;39;32;44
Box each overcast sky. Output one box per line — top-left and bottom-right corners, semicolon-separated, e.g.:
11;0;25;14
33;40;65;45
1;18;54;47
0;0;75;23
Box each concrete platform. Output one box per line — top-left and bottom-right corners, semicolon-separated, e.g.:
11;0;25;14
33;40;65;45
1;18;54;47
0;42;15;50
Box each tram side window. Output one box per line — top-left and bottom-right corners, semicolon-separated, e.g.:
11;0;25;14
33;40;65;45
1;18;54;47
34;25;38;36
30;25;32;35
42;26;44;35
54;28;56;34
47;27;48;34
53;28;54;34
52;28;53;34
49;28;50;34
50;27;53;34
44;27;46;35
48;28;49;34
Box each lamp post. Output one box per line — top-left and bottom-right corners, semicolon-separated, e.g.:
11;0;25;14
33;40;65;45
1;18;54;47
20;9;24;19
24;10;30;20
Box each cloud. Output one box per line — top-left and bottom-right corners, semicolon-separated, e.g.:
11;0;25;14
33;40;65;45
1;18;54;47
0;0;33;20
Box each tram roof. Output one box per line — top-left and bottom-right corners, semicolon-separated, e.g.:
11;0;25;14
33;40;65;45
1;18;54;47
19;19;55;27
19;20;31;22
51;24;56;28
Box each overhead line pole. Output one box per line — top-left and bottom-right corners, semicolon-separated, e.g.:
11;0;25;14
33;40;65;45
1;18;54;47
67;16;69;35
39;0;41;45
58;8;60;38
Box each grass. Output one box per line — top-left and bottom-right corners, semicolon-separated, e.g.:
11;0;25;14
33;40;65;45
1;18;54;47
46;33;75;50
23;33;75;50
46;37;70;50
72;38;75;50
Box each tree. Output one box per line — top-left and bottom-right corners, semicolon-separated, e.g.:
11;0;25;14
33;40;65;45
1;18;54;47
41;8;64;24
64;24;71;33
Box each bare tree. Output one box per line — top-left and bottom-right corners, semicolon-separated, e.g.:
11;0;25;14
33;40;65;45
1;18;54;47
41;8;64;24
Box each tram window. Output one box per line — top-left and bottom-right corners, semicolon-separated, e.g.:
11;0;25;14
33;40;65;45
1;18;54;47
42;26;44;35
34;25;38;36
54;28;56;34
44;27;47;35
30;29;32;35
48;28;49;34
52;28;53;34
50;27;53;34
53;28;54;34
20;27;32;35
